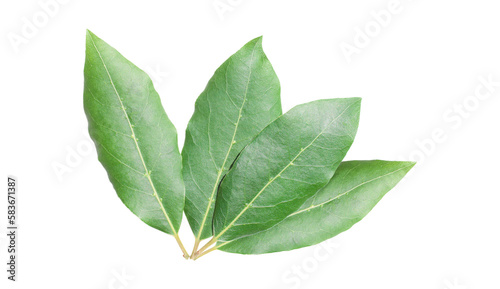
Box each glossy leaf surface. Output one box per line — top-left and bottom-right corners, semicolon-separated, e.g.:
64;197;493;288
84;31;184;235
182;37;282;240
213;98;361;242
219;160;415;254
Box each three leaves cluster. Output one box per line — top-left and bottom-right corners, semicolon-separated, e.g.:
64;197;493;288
83;30;414;260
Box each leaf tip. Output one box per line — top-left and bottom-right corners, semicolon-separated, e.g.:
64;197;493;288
86;29;95;38
399;161;417;175
249;35;264;46
351;97;362;104
348;97;362;113
86;29;104;45
85;29;98;48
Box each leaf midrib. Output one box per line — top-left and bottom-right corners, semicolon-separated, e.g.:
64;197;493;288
215;100;359;241
289;165;412;216
88;34;178;235
217;163;412;247
195;41;259;240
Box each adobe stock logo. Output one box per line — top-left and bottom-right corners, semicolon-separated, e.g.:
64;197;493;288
340;0;414;63
143;63;170;88
213;0;243;21
443;278;467;289
51;136;95;183
401;73;499;164
282;240;340;289
106;267;134;289
7;0;70;54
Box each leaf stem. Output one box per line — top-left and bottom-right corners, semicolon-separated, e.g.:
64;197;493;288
197;237;217;255
190;238;201;260
193;241;229;260
173;233;190;259
193;245;217;260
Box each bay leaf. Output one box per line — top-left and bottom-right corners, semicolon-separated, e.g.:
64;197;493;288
219;160;415;254
83;31;185;239
212;98;361;243
182;37;282;241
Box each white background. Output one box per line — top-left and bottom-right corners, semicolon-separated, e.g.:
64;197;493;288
1;0;499;288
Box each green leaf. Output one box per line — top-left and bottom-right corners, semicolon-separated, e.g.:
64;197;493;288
218;160;415;254
182;37;282;241
212;98;361;243
83;31;185;236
